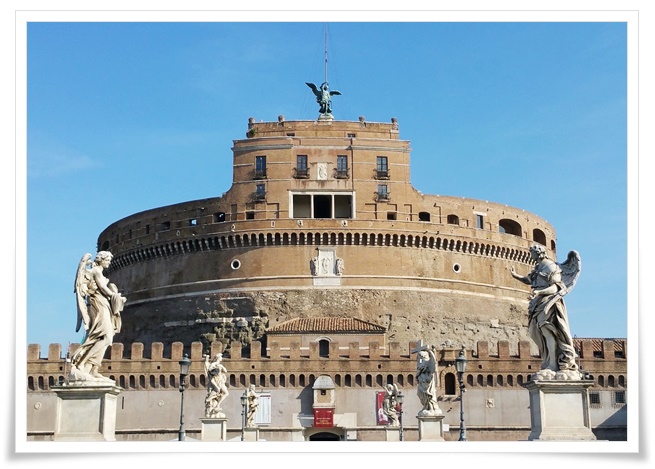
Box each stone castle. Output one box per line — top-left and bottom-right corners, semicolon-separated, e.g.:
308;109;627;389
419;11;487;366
26;114;627;441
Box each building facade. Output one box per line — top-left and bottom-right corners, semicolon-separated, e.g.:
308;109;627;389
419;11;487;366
26;115;627;442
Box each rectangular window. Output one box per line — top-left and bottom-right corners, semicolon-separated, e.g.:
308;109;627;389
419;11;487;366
377;184;389;201
295;155;309;178
376;156;389;179
189;219;197;226
145;224;150;234
613;390;626;406
476;214;484;229
160;221;171;231
336;155;348;178
290;192;353;219
347;133;356;138
255;155;267;179
589;391;601;407
255;183;266;200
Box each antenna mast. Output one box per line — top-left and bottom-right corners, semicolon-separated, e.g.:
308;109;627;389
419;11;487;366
324;23;328;84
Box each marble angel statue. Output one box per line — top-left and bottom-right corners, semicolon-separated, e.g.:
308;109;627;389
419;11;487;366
70;251;126;381
510;245;582;379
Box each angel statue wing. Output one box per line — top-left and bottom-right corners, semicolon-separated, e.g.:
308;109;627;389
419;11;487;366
305;82;320;98
558;250;581;295
74;253;92;333
330;90;342;96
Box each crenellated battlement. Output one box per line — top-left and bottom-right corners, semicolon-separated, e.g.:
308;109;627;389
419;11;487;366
27;338;627;395
27;338;627;362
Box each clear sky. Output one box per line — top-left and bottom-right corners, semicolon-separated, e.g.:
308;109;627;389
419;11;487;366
19;16;632;351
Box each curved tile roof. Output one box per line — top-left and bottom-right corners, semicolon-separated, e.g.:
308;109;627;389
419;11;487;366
267;317;386;334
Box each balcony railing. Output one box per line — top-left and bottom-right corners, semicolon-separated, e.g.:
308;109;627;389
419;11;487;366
253;169;267;180
293;168;310;179
334;169;349;179
375;191;390;202
375;169;390;180
253;191;267;202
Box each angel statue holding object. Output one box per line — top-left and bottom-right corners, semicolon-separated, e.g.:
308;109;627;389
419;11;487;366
415;344;441;416
306;81;341;116
71;251;126;381
382;383;400;427
510;245;582;380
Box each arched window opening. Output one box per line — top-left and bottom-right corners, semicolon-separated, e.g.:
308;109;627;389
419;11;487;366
598;375;605;387
608;375;615;387
419;211;430;222
497;375;504;387
318;339;330;358
345;374;352;387
486;374;493;386
507;375;514;387
444;373;457;395
447;214;459;225
517;375;524;386
355;375;362;387
533;228;547;245
499;218;522;237
365;375;372;387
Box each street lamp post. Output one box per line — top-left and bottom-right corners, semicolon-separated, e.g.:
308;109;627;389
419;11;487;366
240;389;248;441
178;354;191;441
397;390;404;441
455;347;468;441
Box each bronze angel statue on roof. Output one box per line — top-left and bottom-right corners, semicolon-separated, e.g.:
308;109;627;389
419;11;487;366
510;245;582;379
306;81;341;116
70;251;126;381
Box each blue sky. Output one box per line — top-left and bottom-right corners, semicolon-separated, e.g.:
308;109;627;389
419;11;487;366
19;17;633;351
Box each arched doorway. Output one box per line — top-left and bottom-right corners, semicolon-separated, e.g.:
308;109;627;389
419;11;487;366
309;431;341;441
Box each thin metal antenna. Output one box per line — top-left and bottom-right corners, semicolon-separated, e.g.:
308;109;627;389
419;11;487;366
324;23;328;84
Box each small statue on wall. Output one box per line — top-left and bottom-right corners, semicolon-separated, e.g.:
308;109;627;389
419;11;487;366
204;353;229;418
245;384;259;428
382;383;400;427
310;256;318;276
510;245;582;380
335;257;344;276
70;251;126;382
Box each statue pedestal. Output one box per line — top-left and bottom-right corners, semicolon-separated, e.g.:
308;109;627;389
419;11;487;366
243;427;260;441
417;414;445;441
524;379;597;441
384;426;401;441
52;382;123;441
200;417;228;441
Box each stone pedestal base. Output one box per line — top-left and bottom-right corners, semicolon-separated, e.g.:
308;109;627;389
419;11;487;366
417;414;445;441
52;382;123;441
525;379;597;441
200;418;228;441
384;426;401;441
243;427;260;441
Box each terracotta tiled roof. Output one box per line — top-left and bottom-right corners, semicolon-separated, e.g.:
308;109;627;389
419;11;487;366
267;317;386;334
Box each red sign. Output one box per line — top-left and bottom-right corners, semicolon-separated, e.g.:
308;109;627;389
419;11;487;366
313;408;334;427
376;391;389;425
